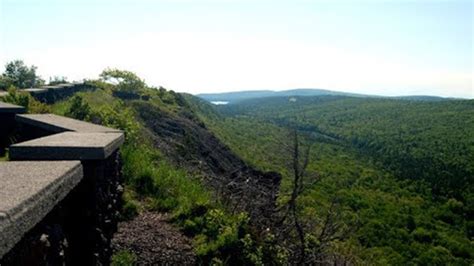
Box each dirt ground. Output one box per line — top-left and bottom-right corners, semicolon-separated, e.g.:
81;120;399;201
112;212;196;265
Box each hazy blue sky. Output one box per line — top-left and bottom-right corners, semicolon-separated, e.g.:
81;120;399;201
1;0;472;97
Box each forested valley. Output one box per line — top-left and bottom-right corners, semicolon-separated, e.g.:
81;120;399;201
186;94;474;265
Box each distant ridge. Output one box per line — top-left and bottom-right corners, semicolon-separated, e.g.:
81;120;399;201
197;88;453;104
197;88;367;103
391;95;455;101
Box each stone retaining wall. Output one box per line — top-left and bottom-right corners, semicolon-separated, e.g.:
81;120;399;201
0;83;95;104
0;102;24;156
0;102;124;265
27;83;95;104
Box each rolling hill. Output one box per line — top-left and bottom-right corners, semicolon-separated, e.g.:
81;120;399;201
197;88;451;104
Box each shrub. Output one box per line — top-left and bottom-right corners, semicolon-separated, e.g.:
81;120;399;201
3;86;50;113
415;246;453;265
412;228;432;243
65;95;91;120
120;190;139;221
90;104;139;142
111;250;137;266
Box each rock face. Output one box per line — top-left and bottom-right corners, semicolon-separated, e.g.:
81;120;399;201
0;101;124;265
133;101;281;227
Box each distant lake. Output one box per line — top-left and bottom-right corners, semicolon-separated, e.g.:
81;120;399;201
211;101;229;105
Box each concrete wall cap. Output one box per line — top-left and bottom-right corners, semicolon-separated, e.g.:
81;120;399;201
0;102;25;114
9;132;125;160
16;114;122;133
23;88;48;93
0;161;83;258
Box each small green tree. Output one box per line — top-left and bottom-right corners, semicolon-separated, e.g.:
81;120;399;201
2;60;44;88
100;68;145;93
0;76;14;90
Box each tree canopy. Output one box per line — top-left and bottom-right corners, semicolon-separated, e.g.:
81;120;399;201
0;60;44;89
100;68;146;93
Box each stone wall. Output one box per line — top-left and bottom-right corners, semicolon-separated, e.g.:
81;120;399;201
27;83;95;104
0;83;96;104
0;102;24;156
0;102;124;265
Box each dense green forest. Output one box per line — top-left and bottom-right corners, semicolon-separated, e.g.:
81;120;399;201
2;62;473;264
217;96;474;197
186;94;474;265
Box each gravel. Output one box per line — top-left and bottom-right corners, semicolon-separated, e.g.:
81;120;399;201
112;212;196;265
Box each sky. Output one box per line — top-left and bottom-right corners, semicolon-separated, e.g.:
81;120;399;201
0;0;472;98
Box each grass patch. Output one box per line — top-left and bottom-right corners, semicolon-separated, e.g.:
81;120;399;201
121;144;211;214
120;188;140;221
111;250;137;266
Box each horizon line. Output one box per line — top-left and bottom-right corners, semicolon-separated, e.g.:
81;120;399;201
191;87;474;100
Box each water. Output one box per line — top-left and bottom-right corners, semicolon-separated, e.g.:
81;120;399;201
211;101;229;105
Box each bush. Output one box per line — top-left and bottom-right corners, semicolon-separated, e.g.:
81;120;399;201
90;104;139;142
121;190;139;221
111;250;137;266
57;90;140;142
3;86;29;107
65;95;91;120
415;246;453;265
3;86;50;113
192;210;249;263
412;228;432;243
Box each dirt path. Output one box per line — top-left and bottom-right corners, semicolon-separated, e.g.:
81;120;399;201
112;212;196;265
